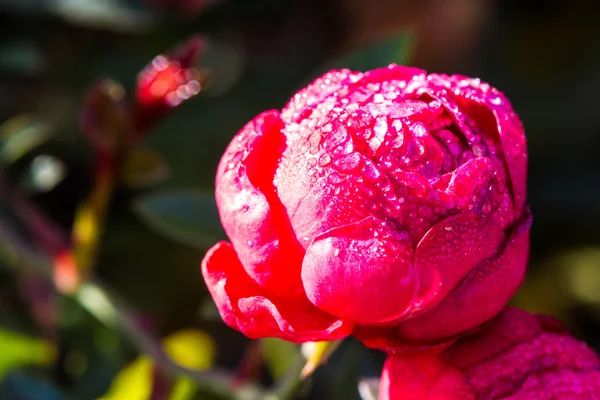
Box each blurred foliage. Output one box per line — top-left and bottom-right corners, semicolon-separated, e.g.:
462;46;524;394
0;0;600;399
0;328;56;379
100;329;215;400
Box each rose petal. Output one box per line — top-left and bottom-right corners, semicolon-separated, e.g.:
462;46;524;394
379;352;475;400
379;308;600;400
301;216;415;325
201;241;352;342
442;75;528;216
411;212;505;315
503;370;600;400
449;307;543;370
216;110;304;297
397;214;531;343
451;308;600;399
281;69;363;124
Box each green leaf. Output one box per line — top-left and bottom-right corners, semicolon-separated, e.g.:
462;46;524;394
0;328;57;378
333;33;413;72
0;373;67;400
48;0;154;33
307;33;414;84
100;330;216;400
260;338;300;380
133;190;225;249
0;114;52;164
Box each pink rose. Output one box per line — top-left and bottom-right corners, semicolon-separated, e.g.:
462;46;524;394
201;65;530;347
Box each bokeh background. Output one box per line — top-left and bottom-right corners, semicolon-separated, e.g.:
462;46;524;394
1;0;600;399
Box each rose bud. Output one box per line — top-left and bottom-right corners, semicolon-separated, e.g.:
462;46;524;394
201;64;530;345
379;307;600;399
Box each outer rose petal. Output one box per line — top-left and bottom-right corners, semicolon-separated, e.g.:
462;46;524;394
379;352;474;400
380;308;600;400
396;214;531;343
215;110;304;297
201;241;352;342
301;216;415;325
411;212;505;314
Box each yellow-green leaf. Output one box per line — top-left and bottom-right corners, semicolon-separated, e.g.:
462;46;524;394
0;114;52;163
99;329;215;400
0;328;57;378
300;340;341;378
260;338;299;380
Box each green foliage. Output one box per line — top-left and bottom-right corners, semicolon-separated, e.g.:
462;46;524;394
260;339;300;380
0;328;56;379
133;190;225;249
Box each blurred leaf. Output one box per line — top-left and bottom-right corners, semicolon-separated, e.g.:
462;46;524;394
133;190;225;249
0;373;67;400
341;33;413;71
48;0;154;33
357;378;379;400
300;340;341;378
326;33;413;73
100;329;215;400
98;356;153;400
260;338;299;380
19;155;67;193
0;328;57;379
0;41;45;75
165;330;215;400
163;330;215;370
121;147;171;188
0;114;52;164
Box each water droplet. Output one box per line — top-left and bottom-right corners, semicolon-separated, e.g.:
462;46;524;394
247;240;254;247
318;153;332;167
374;118;388;139
242;205;249;212
333;152;362;173
328;171;344;184
363;161;383;182
489;95;502;105
333;248;341;257
308;132;321;154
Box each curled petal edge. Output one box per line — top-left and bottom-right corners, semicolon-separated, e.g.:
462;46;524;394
201;241;353;343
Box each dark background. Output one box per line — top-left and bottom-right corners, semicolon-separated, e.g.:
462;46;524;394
1;0;600;399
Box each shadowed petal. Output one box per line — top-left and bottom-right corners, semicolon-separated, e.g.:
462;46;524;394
397;214;531;343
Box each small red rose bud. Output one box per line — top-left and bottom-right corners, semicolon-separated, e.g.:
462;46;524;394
136;56;202;109
133;36;207;136
379;308;600;400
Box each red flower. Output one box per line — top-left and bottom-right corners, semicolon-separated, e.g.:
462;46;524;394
201;65;529;345
379;307;600;399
